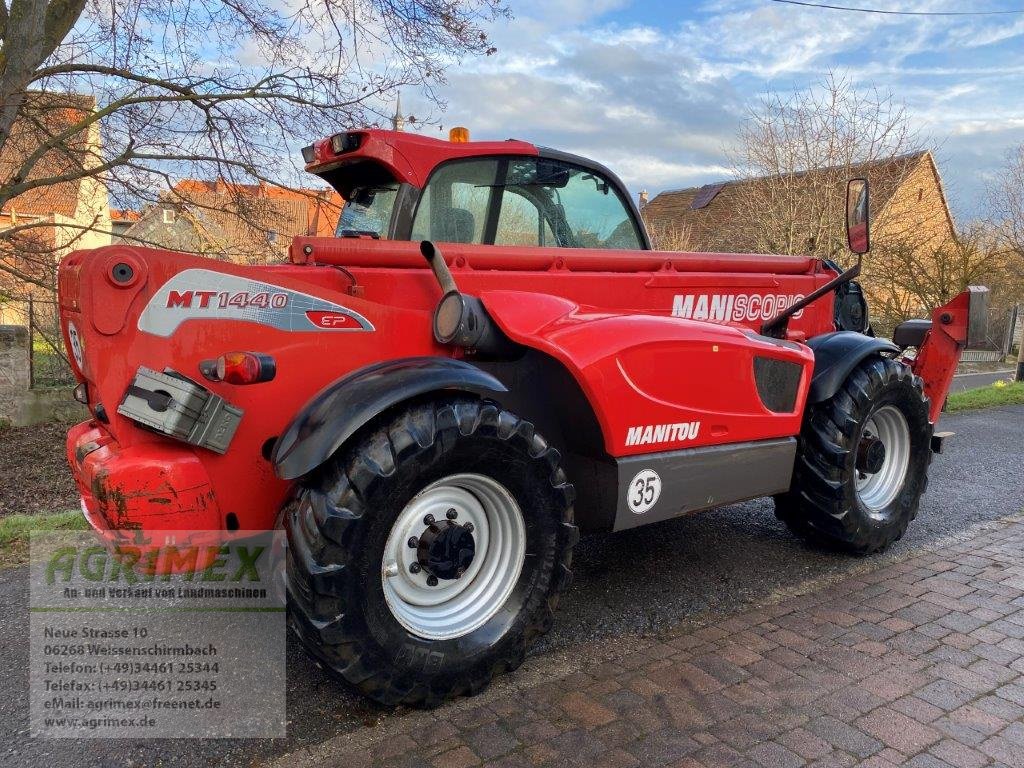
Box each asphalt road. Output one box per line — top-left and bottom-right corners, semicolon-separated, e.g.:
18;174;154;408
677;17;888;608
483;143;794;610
2;404;1022;768
949;368;1016;393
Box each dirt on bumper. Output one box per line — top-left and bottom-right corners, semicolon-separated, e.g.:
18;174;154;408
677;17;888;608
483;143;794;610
66;420;221;535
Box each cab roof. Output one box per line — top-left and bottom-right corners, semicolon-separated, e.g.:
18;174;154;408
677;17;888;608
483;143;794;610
303;129;539;189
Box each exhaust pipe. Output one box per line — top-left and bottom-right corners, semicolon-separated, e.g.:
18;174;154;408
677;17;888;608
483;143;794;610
421;240;519;358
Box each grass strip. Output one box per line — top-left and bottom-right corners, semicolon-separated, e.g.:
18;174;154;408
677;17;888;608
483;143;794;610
946;381;1024;413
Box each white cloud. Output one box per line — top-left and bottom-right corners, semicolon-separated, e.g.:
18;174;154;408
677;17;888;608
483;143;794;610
395;0;1024;219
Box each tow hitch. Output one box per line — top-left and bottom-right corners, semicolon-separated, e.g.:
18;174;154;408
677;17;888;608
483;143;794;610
117;367;243;454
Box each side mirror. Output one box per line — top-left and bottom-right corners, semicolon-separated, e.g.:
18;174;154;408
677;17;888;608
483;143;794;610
846;177;870;255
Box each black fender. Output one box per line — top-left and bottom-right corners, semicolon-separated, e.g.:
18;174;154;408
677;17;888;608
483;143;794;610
272;357;507;480
805;331;899;404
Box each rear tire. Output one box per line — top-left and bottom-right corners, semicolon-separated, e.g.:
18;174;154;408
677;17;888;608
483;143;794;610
775;356;932;555
285;397;577;707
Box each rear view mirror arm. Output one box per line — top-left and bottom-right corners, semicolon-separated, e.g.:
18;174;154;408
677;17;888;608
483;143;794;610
761;256;863;338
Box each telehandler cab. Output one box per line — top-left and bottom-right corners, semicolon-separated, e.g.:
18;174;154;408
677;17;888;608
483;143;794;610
58;128;985;706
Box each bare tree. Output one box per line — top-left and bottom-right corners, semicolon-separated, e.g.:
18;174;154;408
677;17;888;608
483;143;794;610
0;0;507;294
988;144;1024;376
866;224;1019;335
727;74;938;266
644;219;694;252
989;144;1024;267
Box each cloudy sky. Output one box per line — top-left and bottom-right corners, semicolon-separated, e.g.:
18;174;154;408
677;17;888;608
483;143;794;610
400;0;1024;222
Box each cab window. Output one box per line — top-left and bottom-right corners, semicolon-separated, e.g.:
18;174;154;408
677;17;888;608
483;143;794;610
410;159;493;244
337;183;399;237
495;190;556;246
410;157;642;249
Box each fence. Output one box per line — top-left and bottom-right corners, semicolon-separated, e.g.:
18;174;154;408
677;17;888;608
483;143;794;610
0;296;75;388
973;304;1019;360
0;294;1018;390
960;349;1008;363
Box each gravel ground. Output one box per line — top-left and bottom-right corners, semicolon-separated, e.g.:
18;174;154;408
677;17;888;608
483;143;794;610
0;422;79;517
0;404;1021;767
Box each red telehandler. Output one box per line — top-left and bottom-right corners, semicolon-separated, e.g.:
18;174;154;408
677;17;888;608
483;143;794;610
58;128;986;706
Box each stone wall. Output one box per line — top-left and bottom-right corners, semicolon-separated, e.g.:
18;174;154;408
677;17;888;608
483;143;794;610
1;324;86;425
1;325;30;393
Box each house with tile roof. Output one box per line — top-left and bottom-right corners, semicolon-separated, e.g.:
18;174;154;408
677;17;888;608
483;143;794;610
642;152;960;327
110;208;141;240
642;151;955;259
124;179;342;264
0;91;112;305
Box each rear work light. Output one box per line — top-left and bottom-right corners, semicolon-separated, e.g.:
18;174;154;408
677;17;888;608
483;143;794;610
301;145;316;164
330;132;362;154
199;352;276;385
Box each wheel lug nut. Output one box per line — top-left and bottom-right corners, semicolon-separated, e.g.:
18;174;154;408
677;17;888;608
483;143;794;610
426;575;438;586
464;522;474;533
409;563;421;574
407;536;418;548
446;508;458;519
423;514;435;525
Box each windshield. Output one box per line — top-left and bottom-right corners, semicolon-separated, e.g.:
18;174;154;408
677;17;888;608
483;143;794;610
337;184;399;237
410;157;643;249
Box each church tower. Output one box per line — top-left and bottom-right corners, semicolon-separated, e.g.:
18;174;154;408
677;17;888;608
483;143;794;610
391;94;405;132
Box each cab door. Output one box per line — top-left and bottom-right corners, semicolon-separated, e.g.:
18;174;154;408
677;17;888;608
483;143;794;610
407;155;649;250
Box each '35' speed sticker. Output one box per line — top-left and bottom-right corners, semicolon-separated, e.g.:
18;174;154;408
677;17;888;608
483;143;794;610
627;469;661;515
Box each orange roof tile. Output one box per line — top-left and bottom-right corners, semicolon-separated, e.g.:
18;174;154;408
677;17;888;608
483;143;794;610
110;208;141;222
0;92;97;218
142;179;342;259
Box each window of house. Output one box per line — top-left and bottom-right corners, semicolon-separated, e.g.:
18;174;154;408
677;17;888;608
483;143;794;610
410;157;642;249
162;208;176;224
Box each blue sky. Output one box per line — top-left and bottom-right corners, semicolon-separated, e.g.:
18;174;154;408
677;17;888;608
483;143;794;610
401;0;1024;222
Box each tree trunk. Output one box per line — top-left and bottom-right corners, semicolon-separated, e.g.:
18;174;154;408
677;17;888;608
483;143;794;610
0;0;87;157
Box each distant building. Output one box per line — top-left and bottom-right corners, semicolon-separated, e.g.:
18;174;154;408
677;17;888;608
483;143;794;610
124;180;342;264
642;151;963;328
110;208;141;240
642;151;955;257
0;91;112;309
392;94;405;132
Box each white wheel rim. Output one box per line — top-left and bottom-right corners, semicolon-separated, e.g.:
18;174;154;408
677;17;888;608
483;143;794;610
381;473;526;640
855;405;911;513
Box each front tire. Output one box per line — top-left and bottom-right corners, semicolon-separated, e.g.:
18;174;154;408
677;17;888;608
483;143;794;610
285;397;577;707
776;356;932;554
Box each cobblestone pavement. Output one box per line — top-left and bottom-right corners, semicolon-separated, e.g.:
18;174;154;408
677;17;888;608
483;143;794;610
277;514;1024;768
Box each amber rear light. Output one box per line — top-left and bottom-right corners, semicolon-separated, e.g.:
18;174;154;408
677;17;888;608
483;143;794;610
199;352;276;385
